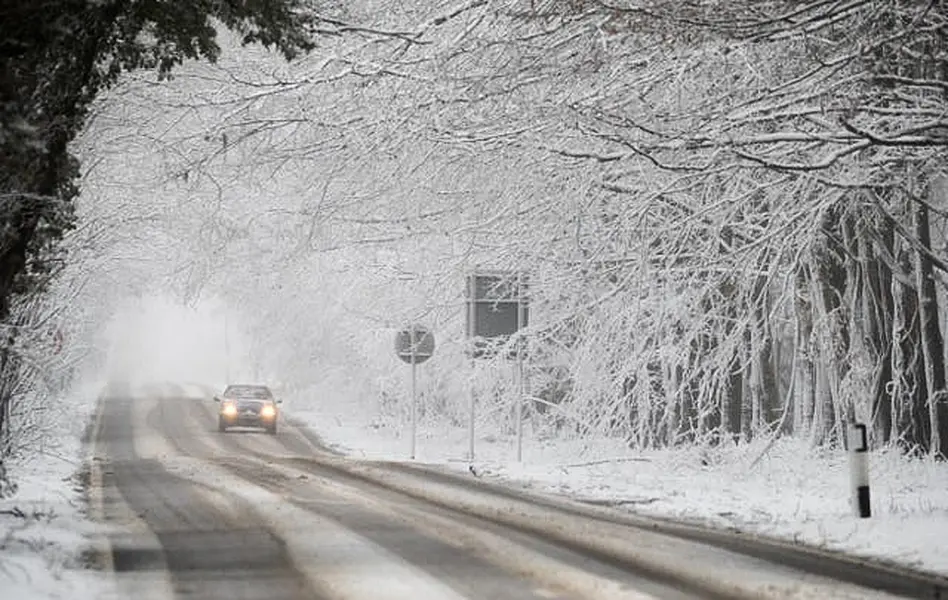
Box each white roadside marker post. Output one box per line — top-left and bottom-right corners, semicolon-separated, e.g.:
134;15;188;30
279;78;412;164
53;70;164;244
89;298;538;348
847;422;871;518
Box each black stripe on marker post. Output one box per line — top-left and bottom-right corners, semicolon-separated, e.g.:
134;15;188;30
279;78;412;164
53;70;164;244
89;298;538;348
857;485;871;518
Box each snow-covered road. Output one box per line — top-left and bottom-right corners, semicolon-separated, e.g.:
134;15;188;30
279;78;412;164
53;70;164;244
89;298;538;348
84;382;945;599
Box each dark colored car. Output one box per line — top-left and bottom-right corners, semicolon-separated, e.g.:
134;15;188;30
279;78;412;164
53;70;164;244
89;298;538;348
214;384;281;434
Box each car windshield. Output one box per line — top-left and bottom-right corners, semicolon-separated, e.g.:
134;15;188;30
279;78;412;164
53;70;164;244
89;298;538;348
223;385;273;399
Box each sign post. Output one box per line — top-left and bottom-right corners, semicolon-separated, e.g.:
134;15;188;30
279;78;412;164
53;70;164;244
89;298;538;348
467;276;476;462
465;270;529;463
395;324;435;460
410;354;417;459
515;271;526;462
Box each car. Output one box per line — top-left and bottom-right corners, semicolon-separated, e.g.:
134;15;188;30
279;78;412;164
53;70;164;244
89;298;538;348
214;384;281;434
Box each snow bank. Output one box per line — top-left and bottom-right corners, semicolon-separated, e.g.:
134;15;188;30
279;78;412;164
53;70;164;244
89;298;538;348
293;404;948;579
0;378;108;600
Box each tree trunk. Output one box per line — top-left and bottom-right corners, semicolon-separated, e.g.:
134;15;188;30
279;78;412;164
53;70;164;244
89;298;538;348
741;323;756;441
810;206;851;444
892;232;929;453
757;310;781;427
721;353;743;443
793;265;815;436
914;196;948;457
810;275;840;445
865;217;894;443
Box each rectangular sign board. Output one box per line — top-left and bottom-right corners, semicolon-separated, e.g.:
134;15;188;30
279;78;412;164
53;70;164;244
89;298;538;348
466;271;528;358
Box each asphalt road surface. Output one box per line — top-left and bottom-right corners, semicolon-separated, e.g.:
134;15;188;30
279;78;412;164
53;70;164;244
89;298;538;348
88;382;946;600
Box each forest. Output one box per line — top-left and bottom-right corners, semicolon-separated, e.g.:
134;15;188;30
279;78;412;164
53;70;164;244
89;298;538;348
1;1;946;483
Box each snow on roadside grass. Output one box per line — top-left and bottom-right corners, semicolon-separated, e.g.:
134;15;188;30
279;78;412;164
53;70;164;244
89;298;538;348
491;439;948;577
0;382;108;600
290;400;948;578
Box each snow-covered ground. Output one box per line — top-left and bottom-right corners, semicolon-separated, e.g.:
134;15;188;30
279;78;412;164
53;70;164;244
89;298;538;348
290;398;948;579
0;380;109;600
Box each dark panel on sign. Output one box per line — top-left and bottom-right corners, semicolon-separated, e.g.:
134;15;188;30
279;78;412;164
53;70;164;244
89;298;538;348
466;272;529;359
465;302;528;339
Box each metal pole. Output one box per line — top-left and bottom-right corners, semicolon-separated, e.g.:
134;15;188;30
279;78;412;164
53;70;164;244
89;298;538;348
516;354;523;462
468;274;476;463
410;352;417;460
522;353;531;458
515;273;523;463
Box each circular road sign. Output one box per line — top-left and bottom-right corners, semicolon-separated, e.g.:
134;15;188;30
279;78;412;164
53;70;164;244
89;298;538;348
395;325;435;365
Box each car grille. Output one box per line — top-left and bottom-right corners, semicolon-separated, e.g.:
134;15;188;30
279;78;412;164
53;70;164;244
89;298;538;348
236;401;263;414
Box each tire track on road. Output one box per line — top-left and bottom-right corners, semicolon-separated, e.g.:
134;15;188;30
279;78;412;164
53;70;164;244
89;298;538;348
163;395;775;599
96;393;322;600
162;395;621;600
170;395;919;600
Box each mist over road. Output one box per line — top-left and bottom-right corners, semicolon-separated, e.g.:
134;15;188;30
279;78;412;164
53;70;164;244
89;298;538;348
88;382;934;600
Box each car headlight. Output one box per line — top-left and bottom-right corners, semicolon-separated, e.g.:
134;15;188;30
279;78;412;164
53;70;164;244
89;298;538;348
222;403;237;416
261;404;276;418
